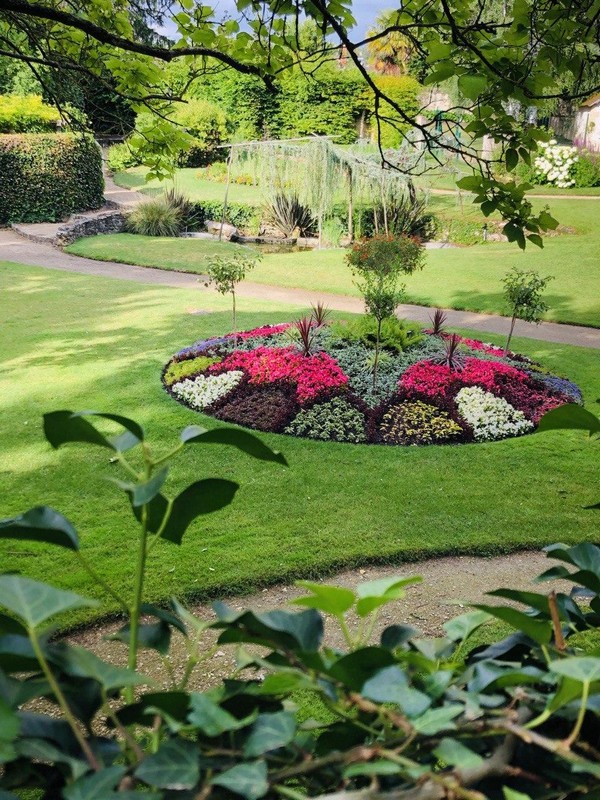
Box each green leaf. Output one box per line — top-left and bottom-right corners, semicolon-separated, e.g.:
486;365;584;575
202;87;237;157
328;647;396;690
473;605;552;645
63;766;127;800
443;610;491;642
549;657;600;683
0;698;19;764
538;404;600;434
381;624;418;649
188;693;255;736
355;576;421;617
503;789;533;800
117;691;191;727
505;148;519;171
110;621;170;655
0;507;79;551
538;209;559;230
0;576;96;629
433;737;483;769
456;175;482;192
527;233;544;248
116;467;169;508
161;479;239;544
181;425;287;465
213;761;268;800
214;606;323;652
135;738;199;790
412;704;463;735
292;582;355;615
53;645;149;691
244;711;296;756
362;665;430;717
344;760;402;777
43;411;143;453
15;738;88;780
458;74;487;100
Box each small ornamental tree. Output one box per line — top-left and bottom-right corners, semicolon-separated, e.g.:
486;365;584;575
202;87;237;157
204;250;261;332
346;234;424;388
502;267;554;353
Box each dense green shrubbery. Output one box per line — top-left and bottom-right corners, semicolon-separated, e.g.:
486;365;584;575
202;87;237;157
285;395;367;442
369;75;422;148
0;93;60;132
192;200;261;234
573;151;600;188
329;316;422;353
0;133;104;224
107;141;140;173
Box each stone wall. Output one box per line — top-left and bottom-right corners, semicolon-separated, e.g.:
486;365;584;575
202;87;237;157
54;209;127;246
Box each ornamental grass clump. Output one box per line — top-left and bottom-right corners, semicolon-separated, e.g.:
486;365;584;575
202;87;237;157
455;386;533;441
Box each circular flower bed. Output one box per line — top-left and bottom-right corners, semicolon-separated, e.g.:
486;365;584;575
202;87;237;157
163;318;583;446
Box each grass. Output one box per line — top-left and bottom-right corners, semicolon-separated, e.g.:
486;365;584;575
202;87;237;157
67;196;600;327
2;260;599;627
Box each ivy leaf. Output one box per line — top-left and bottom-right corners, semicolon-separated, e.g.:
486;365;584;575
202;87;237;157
0;576;97;630
473;605;552;645
443;610;491;643
292;582;355;615
244;711;296;757
62;766;127;800
549;657;600;683
355;576;421;617
188;693;255;736
43;410;143;453
362;665;430;717
213;761;269;800
52;644;149;691
505;148;519;171
214;606;323;652
0;507;79;551
412;704;463;735
433;737;483;769
135;738;200;790
458;74;487;100
328;647;396;690
113;468;169;508
180;425;287;465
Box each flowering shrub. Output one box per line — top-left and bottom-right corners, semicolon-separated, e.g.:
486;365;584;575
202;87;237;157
378;401;464;445
285;397;367;443
211;347;348;405
170;370;244;410
164;321;579;447
455;386;534;441
533;140;578;188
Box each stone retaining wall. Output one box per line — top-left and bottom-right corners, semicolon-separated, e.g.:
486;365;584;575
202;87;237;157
54;210;127;246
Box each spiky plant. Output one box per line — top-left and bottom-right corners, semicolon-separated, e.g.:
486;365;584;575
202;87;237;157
264;193;316;238
127;197;182;237
310;302;332;328
163;188;200;231
429;308;448;336
435;333;466;371
295;316;316;356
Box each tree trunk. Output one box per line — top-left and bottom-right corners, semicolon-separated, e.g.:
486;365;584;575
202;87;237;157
219;149;233;242
373;318;382;391
505;313;517;354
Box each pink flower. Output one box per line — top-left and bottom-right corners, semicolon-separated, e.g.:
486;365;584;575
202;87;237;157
228;323;292;340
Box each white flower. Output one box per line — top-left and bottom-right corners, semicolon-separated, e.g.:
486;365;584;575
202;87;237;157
172;371;244;410
456;386;533;442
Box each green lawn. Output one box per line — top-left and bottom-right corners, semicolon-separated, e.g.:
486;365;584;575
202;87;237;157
67;197;600;327
2;260;599;626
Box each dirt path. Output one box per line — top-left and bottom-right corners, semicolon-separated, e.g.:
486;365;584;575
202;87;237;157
1;230;599;349
70;549;570;692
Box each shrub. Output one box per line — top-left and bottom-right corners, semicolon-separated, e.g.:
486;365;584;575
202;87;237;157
573;151;600;187
442;218;483;246
263;193;316;237
0;133;103;224
533;139;578;187
378;399;464;445
0;93;60;132
173;99;230;167
163;355;220;386
191;200;261;235
456;385;534;441
212;383;298;432
171;370;244;410
285;396;367;442
107;141;141;172
163;188;201;231
329;316;422;353
127;195;183;236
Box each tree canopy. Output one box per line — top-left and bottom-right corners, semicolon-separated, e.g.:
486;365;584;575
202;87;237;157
0;0;598;243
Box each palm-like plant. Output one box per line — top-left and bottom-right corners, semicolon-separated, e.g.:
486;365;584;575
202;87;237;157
264;193;316;238
366;10;413;75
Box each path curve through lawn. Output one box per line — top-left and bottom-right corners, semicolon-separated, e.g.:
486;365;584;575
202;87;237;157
1;229;599;348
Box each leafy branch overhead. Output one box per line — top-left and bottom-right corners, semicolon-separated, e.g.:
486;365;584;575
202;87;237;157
1;407;600;798
0;0;598;239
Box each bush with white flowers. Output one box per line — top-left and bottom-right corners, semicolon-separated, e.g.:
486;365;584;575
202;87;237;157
171;370;244;410
456;386;533;442
533;140;578;188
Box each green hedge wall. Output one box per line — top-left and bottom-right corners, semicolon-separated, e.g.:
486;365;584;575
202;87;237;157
0;133;104;224
190;200;261;234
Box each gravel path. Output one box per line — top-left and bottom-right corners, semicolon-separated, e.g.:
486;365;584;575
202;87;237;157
1;230;599;349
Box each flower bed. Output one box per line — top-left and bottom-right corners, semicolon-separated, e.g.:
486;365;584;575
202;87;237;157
163;320;582;447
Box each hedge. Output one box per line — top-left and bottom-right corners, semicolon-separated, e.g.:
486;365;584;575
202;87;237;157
0;94;60;133
190;200;261;234
0;133;104;224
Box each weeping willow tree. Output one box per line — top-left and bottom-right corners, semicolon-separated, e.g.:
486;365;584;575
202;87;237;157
220;136;424;244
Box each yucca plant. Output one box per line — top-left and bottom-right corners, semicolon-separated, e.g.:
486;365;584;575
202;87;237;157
264;193;316;238
295;316;316;356
435;333;466;371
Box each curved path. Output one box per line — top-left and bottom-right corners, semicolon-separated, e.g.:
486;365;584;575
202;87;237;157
1;229;599;349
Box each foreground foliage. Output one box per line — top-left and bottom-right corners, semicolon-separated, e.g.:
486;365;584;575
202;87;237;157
0;406;600;799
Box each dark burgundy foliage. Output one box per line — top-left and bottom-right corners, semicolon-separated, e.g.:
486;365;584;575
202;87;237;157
210;383;299;433
310;302;332;328
435;334;466;371
428;308;448;336
295;316;317;356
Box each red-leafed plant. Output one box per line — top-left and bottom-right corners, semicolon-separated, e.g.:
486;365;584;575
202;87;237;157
435;333;466;371
428;308;448;336
310;302;331;328
295;316;316;356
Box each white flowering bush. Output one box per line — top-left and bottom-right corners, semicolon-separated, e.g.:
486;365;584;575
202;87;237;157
533;140;578;188
171;370;244;410
456;386;533;441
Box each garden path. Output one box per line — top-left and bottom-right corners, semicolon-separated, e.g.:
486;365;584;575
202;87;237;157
70;549;573;691
1;229;599;348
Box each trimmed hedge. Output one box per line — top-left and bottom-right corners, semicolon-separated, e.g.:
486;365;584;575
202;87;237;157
0;133;104;224
190;200;261;234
